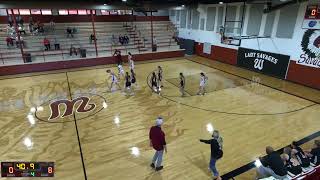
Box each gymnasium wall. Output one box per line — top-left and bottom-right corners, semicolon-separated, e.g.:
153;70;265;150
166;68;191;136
169;2;320;90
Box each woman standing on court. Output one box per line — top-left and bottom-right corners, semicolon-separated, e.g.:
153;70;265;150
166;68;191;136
179;73;186;97
197;72;208;95
200;130;223;180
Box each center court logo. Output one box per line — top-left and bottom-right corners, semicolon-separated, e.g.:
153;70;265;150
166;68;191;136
49;96;96;120
35;93;107;123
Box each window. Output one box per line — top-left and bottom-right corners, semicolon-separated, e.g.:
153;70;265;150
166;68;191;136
87;10;95;14
41;9;52;15
109;10;118;15
7;9;19;15
19;9;30;15
59;9;68;15
78;10;87;15
0;9;8;16
101;10;109;15
68;9;78;15
31;9;41;15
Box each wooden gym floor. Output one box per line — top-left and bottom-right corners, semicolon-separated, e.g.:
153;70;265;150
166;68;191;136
0;56;319;180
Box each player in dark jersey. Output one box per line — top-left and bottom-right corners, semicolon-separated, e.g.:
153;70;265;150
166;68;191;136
124;72;132;95
157;66;163;89
151;72;158;93
179;73;186;97
130;69;136;87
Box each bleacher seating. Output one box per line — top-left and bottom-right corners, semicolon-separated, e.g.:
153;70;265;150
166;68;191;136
0;20;181;66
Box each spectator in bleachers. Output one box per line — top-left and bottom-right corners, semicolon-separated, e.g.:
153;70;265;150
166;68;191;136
199;130;223;180
18;25;26;35
119;35;124;45
72;27;77;34
43;37;51;51
305;140;320;166
256;146;287;179
89;34;96;44
123;35;129;45
6;36;14;47
49;19;55;32
15;36;24;48
66;27;73;38
291;141;311;168
53;38;60;50
112;34;117;45
8;16;13;27
282;147;302;176
70;45;78;56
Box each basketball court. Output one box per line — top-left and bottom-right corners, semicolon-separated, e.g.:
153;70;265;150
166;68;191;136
0;56;319;179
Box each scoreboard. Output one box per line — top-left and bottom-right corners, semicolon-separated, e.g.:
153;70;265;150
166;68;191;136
1;162;54;177
302;5;320;29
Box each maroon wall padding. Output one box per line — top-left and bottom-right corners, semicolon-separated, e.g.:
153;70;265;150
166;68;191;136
194;42;210;58
0;15;169;23
211;45;238;65
286;60;320;90
0;50;184;76
194;42;238;65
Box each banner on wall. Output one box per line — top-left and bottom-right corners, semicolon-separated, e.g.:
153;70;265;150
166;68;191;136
203;42;211;54
300;29;320;68
237;48;290;79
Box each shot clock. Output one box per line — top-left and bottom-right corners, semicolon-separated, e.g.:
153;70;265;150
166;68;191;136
1;162;54;177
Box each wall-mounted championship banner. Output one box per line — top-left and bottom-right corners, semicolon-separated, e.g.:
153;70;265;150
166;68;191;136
237;47;290;79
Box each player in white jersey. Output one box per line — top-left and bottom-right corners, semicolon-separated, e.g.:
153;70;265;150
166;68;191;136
128;52;134;71
197;72;208;95
106;70;121;92
117;64;125;79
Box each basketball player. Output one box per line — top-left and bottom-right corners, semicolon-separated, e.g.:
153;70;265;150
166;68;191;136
179;73;186;97
124;72;132;95
117;64;125;79
106;70;121;92
197;72;208;95
151;72;159;93
157;66;163;88
128;52;134;71
130;69;136;87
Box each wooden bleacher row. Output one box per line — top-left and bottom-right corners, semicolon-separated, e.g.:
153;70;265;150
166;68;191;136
0;21;180;66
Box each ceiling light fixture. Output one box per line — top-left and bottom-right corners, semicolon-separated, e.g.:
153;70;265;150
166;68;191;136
122;0;127;2
104;3;107;5
219;2;223;4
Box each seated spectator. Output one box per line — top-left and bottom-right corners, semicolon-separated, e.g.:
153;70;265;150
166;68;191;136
305;140;320;166
49;19;55;32
70;45;78;56
6;36;14;47
282;147;302;175
124;35;129;45
89;34;96;44
72;27;77;34
112;34;117;45
43;37;50;51
119;35;124;45
53;38;60;50
256;146;287;179
66;27;73;38
15;36;25;48
18;25;26;35
291;141;310;168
